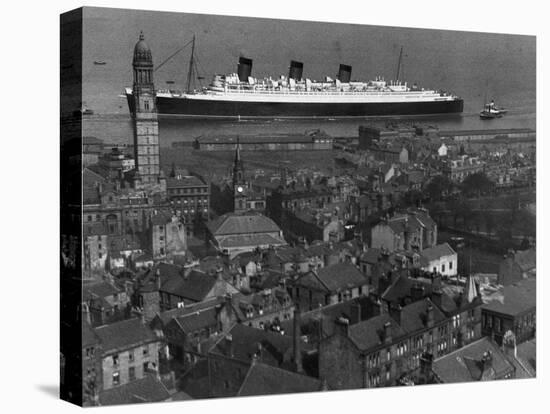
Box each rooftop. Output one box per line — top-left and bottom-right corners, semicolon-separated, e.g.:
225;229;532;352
98;374;171;406
237;362;324;396
94;318;157;354
421;243;456;263
432;337;514;383
208;212;282;236
482;278;536;316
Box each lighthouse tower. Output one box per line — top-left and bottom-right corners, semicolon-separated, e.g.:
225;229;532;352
131;31;161;187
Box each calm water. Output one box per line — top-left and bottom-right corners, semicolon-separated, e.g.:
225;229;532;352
81;7;536;147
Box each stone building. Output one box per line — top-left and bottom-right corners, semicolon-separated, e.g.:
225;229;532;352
497;248;536;285
93;318;162;391
430;337;515;383
370;209;437;253
420;243;458;277
166;172;210;236
130;32;162;188
318;275;484;389
149;209;187;259
481;278;536;345
291;262;370;311
207;212;286;258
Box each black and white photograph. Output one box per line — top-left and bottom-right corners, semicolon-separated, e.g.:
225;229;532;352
4;1;545;412
59;3;539;407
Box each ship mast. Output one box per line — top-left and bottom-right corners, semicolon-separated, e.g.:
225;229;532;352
186;34;196;93
396;46;403;82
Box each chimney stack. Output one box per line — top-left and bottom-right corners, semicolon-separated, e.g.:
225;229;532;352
426;302;434;328
350;301;362;325
389;303;402;325
411;282;425;302
155;268;161;290
335;316;350;337
480;350;493;373
293;307;304;374
225;334;234;358
502;331;517;359
383;321;392;344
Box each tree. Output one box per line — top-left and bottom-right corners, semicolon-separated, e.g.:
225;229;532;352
461;172;494;197
425;175;453;201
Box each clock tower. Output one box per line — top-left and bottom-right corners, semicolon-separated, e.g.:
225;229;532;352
232;139;248;213
131;31;161;187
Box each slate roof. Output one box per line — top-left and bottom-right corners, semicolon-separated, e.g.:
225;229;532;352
160;269;217;302
82;321;101;348
174;307;219;333
208;213;282;236
314;262;368;292
94;318;157;354
348;313;406;351
83;281;120;300
166;175;207;189
98;374;171;406
156;297;224;326
387;215;422;235
514;339;536;378
360;248;382;265
482;278;536;316
210;324;311;365
398;298;446;333
237;362;324;396
432;337;514;383
511;249;536;272
421;243;456;263
217;233;286;249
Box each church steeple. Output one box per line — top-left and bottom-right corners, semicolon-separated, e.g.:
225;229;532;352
232;138;247;213
233;138;245;187
464;274;479;303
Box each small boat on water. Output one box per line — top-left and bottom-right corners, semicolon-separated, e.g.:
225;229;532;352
94;60;107;65
480;100;507;119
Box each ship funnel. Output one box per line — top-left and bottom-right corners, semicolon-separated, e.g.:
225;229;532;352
337;64;352;83
288;60;304;81
237;57;253;82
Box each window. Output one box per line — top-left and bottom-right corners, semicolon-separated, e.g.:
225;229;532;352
442;264;445;273
112;371;120;386
129;367;136;381
87;215;92;222
143;362;149;372
143;346;149;356
112;354;119;366
85;347;95;358
128;350;134;362
449;261;453;270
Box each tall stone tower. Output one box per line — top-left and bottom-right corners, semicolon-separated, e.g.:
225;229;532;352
232;139;248;213
132;32;160;186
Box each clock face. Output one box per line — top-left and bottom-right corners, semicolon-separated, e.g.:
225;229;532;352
237;186;244;193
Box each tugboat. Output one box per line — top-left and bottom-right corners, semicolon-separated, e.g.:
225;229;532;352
480;100;506;119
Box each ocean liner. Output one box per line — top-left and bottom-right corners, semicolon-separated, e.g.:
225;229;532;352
126;36;463;119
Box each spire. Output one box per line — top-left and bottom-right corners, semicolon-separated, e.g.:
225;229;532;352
234;137;241;163
464;274;478;303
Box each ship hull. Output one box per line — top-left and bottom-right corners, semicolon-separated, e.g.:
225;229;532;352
127;94;464;119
